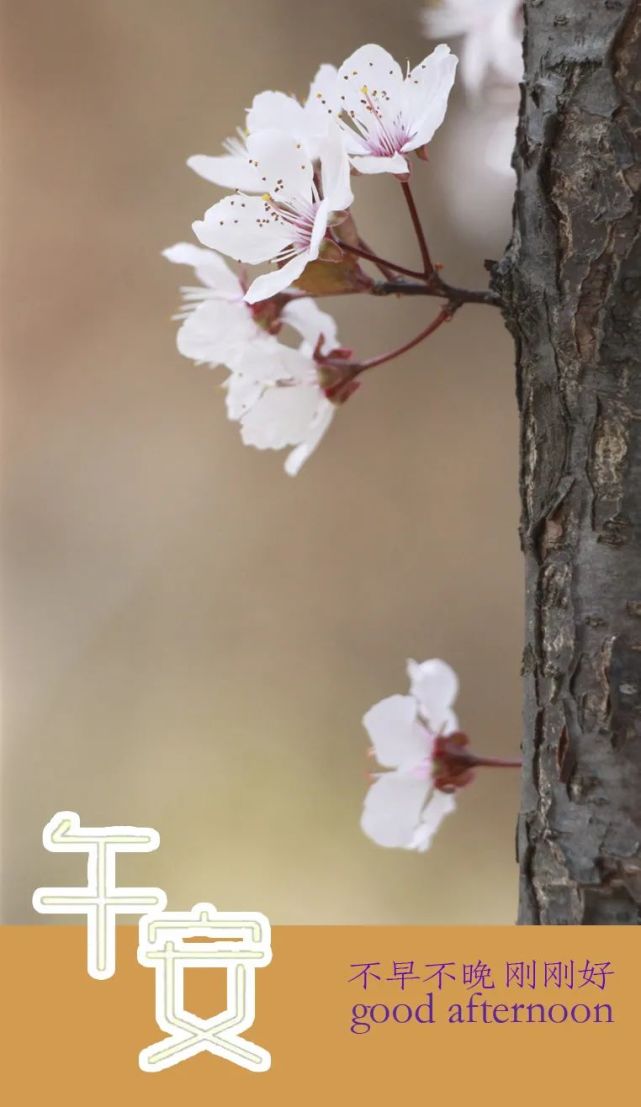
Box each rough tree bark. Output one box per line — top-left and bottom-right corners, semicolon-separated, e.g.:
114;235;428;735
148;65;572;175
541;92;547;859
494;0;641;923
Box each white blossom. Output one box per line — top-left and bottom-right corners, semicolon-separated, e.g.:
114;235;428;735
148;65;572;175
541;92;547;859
187;64;340;192
423;0;523;95
193;127;352;304
361;658;459;851
163;242;263;368
423;3;521;198
336;43;457;176
164;243;338;473
233;343;336;476
228;296;338;475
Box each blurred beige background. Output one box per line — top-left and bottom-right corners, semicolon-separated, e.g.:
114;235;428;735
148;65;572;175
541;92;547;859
1;0;521;923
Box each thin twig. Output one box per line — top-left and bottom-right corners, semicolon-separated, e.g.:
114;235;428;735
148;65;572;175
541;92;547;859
400;180;433;278
355;304;455;373
320;305;456;401
357;237;398;281
333;238;426;280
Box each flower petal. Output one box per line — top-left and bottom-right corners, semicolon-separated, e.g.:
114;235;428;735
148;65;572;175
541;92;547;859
244;251;310;304
402;45;458;151
304;63;340;145
407;790;456;852
175;298;259;368
459;29;494;96
406;658;459;734
361;770;429;849
350;153;409;176
319;124;353;211
163;242;242;299
338;44;404;125
309;197;330;260
284;399;334;475
282;297;339;354
306;63;340;114
363;694;429;770
224;372;264;420
236;339;311;385
240;381;321;449
246;129;314;204
423;0;522;94
194;194;291;265
187;152;262;192
246;90;308;138
339;129;371;157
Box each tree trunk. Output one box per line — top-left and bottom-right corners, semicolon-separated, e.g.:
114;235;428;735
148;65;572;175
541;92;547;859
494;0;641;923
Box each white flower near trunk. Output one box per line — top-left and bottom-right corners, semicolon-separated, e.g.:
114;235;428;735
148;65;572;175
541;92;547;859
423;0;523;95
361;658;459;851
164;242;338;473
336;43;458;176
423;3;521;196
193;126;353;304
187;64;340;192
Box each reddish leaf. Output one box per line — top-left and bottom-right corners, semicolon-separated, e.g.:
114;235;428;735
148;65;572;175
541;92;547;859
293;250;373;296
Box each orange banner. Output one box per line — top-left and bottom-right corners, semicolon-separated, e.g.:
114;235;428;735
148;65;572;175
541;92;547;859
2;925;635;1105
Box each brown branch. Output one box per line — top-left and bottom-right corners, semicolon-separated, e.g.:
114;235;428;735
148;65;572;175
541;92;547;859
372;279;500;307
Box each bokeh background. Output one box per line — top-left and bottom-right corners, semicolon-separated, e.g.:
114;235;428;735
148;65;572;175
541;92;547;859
1;0;521;923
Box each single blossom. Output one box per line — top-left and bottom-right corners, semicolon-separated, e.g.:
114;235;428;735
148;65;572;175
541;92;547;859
424;3;520;194
193;126;353;304
187;64;340;191
232;338;336;476
361;658;459;851
163;242;265;369
164;242;339;473
423;0;523;95
225;295;339;475
336;43;458;176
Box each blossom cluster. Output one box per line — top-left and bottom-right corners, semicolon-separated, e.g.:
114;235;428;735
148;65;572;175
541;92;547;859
361;658;459;851
166;43;458;473
165;15;522;861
